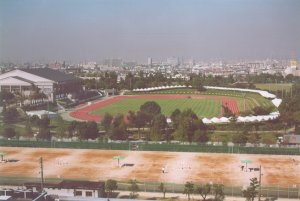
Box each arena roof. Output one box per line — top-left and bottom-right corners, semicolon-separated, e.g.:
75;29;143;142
21;68;78;83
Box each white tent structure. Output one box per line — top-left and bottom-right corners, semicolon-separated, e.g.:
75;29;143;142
220;117;230;123
211;117;221;123
202;118;212;124
272;98;282;107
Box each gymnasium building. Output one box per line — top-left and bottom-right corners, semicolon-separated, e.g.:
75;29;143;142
0;68;81;102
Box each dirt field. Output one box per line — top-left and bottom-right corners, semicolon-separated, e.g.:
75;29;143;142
0;147;299;187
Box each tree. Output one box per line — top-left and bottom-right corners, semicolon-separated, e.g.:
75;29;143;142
101;113;113;132
2;127;16;139
140;101;161;122
174;109;200;143
37;116;51;140
30;85;47;101
170;109;181;129
127;111;147;139
105;179;118;198
192;77;206;91
86;121;98;139
232;131;248;144
67;121;79;138
158;182;166;199
128;179;139;198
3;107;19;123
109;114;127;140
242;177;259;201
195;184;211;201
76;122;88;140
24;119;33;137
183;182;194;201
222;105;234;118
54;116;67;139
150;114;167;141
194;129;209;143
29;115;40;126
212;184;225;201
0;90;15;105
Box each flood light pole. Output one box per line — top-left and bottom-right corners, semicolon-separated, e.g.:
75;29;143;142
258;165;262;201
40;157;44;192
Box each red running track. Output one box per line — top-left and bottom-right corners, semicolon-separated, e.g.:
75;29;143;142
221;97;240;117
70;95;240;122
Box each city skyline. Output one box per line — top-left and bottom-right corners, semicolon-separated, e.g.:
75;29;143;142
0;0;299;63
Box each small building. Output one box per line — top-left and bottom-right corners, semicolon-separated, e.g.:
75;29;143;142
25;180;105;198
283;134;300;145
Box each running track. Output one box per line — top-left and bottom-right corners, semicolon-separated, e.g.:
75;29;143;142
69;95;240;122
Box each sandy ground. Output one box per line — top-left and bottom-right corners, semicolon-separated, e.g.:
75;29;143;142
0;147;299;188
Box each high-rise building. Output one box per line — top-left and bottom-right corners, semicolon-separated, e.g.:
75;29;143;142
167;57;179;66
147;57;152;66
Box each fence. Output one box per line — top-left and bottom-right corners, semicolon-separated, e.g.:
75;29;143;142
0;176;299;199
115;180;300;199
0;139;299;155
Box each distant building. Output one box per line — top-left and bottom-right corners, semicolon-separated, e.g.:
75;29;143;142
284;60;300;76
0;68;81;102
147;57;152;66
283;134;300;145
167;57;179;66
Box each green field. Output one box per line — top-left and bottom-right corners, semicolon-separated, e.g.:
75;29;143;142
255;83;293;92
235;94;274;112
129;89;275;113
91;98;222;118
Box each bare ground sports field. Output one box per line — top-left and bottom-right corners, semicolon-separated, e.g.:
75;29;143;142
0;147;299;187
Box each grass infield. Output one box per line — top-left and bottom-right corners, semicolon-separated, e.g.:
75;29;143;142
91;98;221;118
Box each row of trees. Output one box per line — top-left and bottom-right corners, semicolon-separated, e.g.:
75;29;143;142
100;101;210;142
279;83;300;132
183;182;225;201
82;71;240;91
105;177;259;201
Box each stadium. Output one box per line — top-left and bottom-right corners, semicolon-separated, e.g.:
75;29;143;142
69;85;279;123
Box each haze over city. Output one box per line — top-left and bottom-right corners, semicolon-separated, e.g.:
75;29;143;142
0;0;299;63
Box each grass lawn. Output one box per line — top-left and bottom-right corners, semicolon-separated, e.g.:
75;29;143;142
125;89;275;114
235;93;275;112
255;83;293;92
91;98;222;118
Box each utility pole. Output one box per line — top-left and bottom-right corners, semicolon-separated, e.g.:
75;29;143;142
40;157;44;192
243;93;246;112
258;165;262;201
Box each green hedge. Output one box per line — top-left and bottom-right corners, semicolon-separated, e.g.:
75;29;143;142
0;139;299;155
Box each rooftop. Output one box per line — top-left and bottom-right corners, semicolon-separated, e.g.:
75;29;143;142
21;68;78;83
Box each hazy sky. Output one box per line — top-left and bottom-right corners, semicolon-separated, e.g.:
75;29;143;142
0;0;299;63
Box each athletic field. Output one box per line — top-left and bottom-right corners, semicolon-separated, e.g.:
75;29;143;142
70;95;240;122
0;147;299;188
91;96;221;118
70;92;274;122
